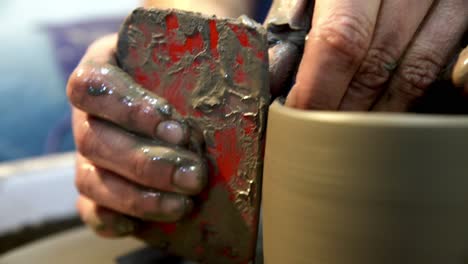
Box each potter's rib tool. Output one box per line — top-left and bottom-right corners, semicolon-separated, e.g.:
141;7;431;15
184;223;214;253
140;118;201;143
117;8;269;264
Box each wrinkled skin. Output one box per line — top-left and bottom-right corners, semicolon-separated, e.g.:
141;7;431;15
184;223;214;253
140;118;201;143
70;0;468;239
267;0;468;111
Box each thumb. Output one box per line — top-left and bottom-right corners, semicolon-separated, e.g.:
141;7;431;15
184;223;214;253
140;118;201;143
265;0;315;98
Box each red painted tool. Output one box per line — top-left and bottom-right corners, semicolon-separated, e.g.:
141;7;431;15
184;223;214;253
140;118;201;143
117;8;269;263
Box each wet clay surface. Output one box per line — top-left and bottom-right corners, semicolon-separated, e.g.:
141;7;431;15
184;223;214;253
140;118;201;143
263;101;468;264
117;8;269;264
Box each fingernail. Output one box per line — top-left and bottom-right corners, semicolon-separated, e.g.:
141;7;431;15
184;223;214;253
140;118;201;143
161;194;185;215
150;195;192;222
173;162;206;194
155;121;185;144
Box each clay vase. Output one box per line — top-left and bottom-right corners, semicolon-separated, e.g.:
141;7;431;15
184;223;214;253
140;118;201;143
262;100;468;264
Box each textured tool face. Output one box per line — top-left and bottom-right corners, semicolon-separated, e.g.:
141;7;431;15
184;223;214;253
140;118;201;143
117;8;269;263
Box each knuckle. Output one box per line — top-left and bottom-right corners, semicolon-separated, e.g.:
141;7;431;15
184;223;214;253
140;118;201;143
351;47;399;91
75;121;98;158
124;194;145;217
114;84;171;134
395;52;443;97
67;63;111;108
125;102;151;130
312;11;372;65
67;66;92;106
75;167;94;197
132;153;151;184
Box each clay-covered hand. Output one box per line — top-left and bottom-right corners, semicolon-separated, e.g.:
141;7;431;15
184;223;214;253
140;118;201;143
267;0;468;111
67;34;207;238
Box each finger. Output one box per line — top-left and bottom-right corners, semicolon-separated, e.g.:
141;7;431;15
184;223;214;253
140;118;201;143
268;42;303;97
452;46;468;89
339;0;434;110
68;63;187;145
373;0;468;111
73;109;207;195
268;43;301;97
77;195;138;238
265;0;314;97
67;36;188;145
285;0;382;109
76;155;193;222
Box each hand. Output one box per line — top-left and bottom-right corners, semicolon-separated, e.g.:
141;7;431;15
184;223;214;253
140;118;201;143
267;0;468;111
67;34;207;238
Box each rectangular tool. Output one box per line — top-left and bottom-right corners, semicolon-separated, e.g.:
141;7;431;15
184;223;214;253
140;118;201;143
116;8;269;264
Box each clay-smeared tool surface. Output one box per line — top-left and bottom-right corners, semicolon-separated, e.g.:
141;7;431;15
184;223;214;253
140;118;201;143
117;8;269;264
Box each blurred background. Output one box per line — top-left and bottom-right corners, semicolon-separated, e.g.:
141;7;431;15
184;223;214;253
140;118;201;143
0;0;272;256
0;0;138;254
0;0;138;162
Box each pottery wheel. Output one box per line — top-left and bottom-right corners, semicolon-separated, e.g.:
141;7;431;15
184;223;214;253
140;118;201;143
0;227;193;264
